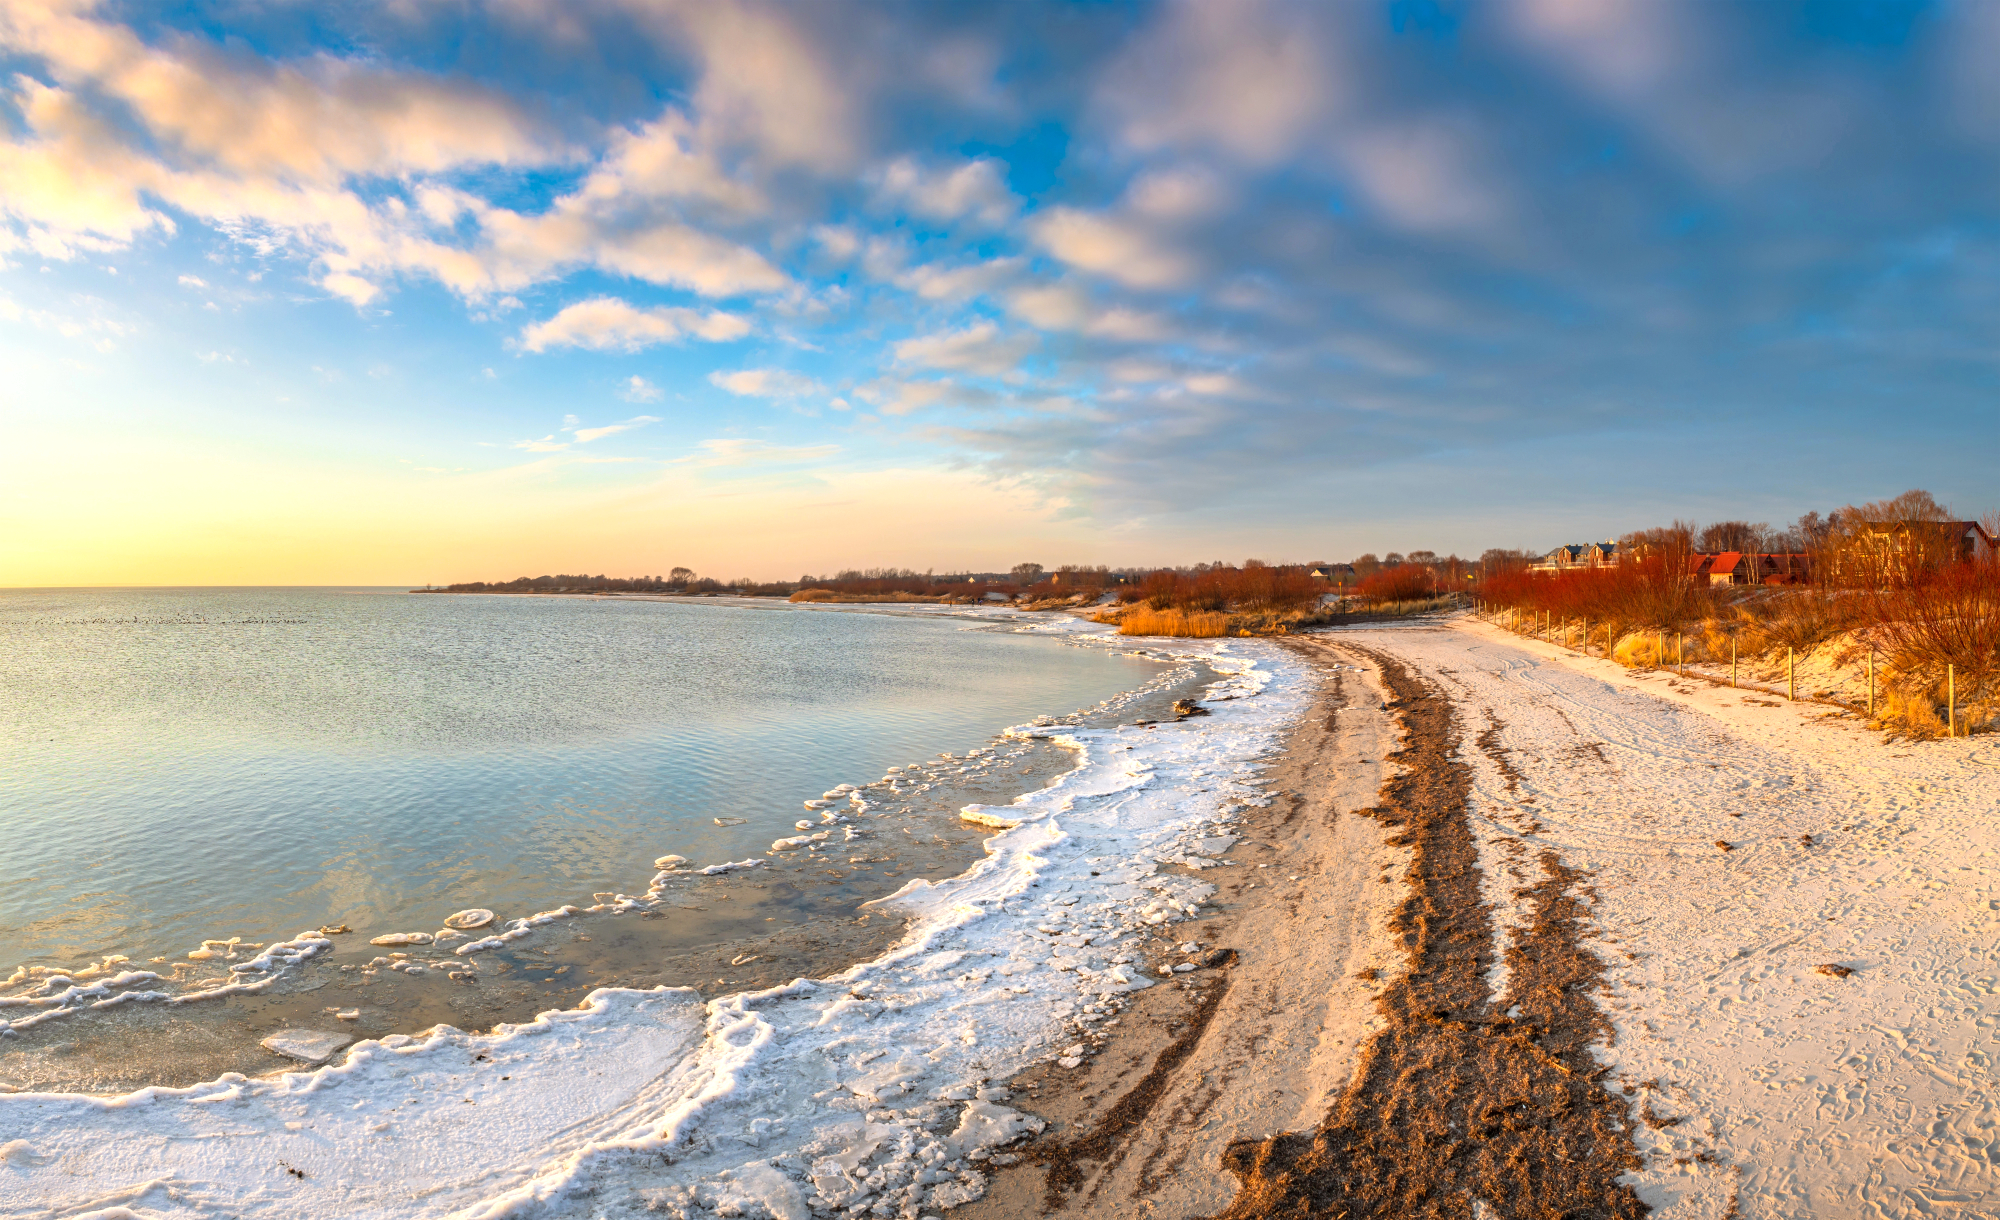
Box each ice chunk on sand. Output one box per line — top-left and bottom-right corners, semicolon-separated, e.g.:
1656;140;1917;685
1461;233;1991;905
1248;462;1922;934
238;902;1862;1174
653;855;689;869
368;933;434;947
442;909;494;931
260;1029;351;1064
959;805;1022;829
701;859;768;875
948;1100;1045;1158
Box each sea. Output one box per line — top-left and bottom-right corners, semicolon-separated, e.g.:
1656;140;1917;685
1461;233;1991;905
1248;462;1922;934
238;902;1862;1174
0;588;1202;1090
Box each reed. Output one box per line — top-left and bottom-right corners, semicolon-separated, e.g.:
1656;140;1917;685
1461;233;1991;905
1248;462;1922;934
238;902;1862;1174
1116;608;1232;638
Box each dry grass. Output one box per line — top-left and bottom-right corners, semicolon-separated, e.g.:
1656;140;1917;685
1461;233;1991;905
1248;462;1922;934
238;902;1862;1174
1117;608;1232;638
1729;590;1869;655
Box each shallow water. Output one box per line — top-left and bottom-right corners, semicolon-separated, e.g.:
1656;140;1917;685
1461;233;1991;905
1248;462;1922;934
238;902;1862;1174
0;590;1180;1084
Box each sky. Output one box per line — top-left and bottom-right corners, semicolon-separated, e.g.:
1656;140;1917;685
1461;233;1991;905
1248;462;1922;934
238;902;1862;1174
2;0;1996;586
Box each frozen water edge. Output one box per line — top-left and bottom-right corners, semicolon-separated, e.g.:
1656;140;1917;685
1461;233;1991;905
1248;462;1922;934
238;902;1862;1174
0;615;1312;1220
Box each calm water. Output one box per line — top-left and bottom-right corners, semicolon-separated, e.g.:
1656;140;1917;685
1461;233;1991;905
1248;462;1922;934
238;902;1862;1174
0;590;1162;974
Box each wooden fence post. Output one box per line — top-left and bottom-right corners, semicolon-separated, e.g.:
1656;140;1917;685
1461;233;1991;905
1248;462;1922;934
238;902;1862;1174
1788;647;1795;701
1678;633;1685;677
1949;664;1956;738
1583;617;1590;657
1867;649;1874;719
1730;636;1737;688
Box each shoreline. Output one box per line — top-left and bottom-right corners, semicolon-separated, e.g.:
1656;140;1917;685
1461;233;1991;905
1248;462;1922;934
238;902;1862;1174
0;622;1316;1219
0;608;1205;1095
955;634;1405;1217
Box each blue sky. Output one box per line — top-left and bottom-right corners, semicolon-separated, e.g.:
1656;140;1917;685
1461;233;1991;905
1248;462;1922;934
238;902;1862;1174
1;0;1994;584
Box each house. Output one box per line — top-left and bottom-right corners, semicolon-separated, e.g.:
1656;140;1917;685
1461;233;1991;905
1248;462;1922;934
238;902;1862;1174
1695;552;1741;586
1309;564;1356;585
1827;520;1995;583
1529;541;1618;573
1691;552;1813;586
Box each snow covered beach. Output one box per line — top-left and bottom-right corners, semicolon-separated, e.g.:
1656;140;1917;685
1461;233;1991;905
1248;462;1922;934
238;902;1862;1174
6;609;1994;1219
0;616;1316;1218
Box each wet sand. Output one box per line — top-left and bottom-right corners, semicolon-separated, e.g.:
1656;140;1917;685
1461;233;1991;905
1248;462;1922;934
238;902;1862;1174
956;634;1407;1217
961;629;1652;1219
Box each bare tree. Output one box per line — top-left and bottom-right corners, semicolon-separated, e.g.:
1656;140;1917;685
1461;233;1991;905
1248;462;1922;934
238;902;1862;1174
1697;521;1766;552
1823;489;1959;588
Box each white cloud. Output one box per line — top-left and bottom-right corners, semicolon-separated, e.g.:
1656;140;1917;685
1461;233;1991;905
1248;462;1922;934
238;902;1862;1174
177;274;207;288
680;438;841;467
1505;0;1681;99
1124;166;1230;220
855;377;965;417
895;256;1022;302
1098;0;1337;164
0;8;798;311
574;414;660;443
516;298;751;353
620;375;663;402
875;157;1017;226
709;368;820;398
1031;208;1195;290
1003;280;1173;341
514;434;568;452
1336;120;1505;235
893;321;1037;379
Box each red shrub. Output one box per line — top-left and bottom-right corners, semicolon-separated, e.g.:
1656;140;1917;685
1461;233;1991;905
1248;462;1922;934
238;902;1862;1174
1356;564;1436;602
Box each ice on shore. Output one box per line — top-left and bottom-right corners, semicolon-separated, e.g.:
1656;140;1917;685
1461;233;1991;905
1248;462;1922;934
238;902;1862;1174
259;1029;351;1064
957;805;1023;829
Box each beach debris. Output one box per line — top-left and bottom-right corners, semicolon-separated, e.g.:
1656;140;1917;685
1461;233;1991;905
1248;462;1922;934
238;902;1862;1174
442;909;495;931
1815;963;1855;979
333;1008;360;1021
368;932;435;946
959;805;1022;829
260;1029;351;1064
653;855;689;869
1714;841;1735;852
1173;699;1210;718
316;924;350;935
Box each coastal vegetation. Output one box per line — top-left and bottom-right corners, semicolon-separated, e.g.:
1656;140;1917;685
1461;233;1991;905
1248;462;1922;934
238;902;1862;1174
1472;491;2000;739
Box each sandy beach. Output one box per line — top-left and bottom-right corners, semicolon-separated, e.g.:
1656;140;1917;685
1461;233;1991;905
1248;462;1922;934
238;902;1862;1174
966;617;2000;1219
